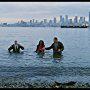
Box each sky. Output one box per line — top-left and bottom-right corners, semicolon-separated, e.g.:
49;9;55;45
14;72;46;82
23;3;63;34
0;2;90;23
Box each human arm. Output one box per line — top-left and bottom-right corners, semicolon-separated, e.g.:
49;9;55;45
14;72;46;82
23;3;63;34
45;44;53;50
19;44;24;50
8;45;13;53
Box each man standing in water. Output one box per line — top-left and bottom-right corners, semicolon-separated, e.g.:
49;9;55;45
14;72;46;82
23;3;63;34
45;37;64;58
8;40;24;53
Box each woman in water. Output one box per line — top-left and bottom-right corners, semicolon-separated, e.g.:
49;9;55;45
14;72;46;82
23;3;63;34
36;40;45;54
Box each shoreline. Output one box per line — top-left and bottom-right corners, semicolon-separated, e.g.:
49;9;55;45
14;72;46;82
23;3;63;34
0;78;89;88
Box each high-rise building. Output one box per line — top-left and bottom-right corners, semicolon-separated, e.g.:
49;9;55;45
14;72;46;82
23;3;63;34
44;19;47;23
65;15;69;26
54;17;57;24
35;20;38;23
83;17;85;22
89;12;90;22
74;16;78;23
74;16;78;26
60;15;63;22
69;19;73;26
49;20;53;26
79;17;83;24
61;17;65;26
79;17;84;26
30;20;32;23
32;19;35;23
65;15;68;22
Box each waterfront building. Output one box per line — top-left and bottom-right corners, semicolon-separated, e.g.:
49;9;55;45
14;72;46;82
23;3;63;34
65;15;68;22
49;20;53;26
74;16;78;23
30;20;32;23
60;15;63;22
79;17;84;26
61;17;65;26
89;12;90;23
88;12;90;26
44;19;47;24
74;16;78;26
65;15;69;26
69;19;73;26
53;17;57;24
32;19;35;24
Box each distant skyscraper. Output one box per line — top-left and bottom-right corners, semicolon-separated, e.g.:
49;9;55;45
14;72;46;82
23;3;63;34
61;17;65;26
60;15;63;22
79;17;84;26
69;19;73;26
65;15;69;26
54;17;57;23
83;17;85;22
44;19;47;23
79;17;83;24
65;15;68;22
89;12;90;23
33;19;35;23
74;16;78;23
49;20;53;26
30;20;32;23
35;20;38;23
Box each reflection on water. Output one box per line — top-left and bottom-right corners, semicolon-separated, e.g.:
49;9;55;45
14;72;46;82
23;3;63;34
0;27;90;83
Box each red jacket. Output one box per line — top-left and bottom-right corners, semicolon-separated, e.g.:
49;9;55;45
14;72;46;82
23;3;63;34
36;44;45;52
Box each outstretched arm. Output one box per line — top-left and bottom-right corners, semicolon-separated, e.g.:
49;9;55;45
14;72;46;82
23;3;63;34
19;45;24;50
8;45;13;53
45;44;53;50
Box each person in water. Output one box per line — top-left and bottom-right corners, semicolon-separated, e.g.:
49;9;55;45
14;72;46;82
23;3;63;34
45;37;64;58
36;40;45;54
8;40;24;53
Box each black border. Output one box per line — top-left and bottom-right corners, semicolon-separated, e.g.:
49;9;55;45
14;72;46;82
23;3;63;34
0;0;90;2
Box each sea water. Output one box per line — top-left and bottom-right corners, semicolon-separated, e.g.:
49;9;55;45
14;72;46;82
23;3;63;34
0;27;90;84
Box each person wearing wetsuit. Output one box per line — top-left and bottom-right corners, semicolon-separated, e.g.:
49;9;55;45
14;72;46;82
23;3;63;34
8;40;24;53
36;40;45;54
45;37;64;58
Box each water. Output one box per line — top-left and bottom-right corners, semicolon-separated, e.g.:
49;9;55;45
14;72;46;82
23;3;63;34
0;27;90;84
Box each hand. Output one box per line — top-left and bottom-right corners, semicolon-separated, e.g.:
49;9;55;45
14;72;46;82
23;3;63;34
58;49;61;51
42;47;45;50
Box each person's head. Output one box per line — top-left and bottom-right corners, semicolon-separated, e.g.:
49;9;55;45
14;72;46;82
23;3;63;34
53;37;58;43
14;40;18;44
39;40;44;46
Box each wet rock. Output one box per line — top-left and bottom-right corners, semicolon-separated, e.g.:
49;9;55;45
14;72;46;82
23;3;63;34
62;81;76;86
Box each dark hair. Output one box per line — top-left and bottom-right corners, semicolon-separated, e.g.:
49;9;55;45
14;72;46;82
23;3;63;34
54;37;58;40
15;40;17;42
38;40;44;46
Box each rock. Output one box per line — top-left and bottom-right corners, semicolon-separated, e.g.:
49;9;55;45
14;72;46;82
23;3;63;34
62;81;76;86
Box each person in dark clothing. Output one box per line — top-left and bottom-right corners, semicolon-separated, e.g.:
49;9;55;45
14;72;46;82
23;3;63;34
8;40;24;53
45;37;64;58
36;40;45;54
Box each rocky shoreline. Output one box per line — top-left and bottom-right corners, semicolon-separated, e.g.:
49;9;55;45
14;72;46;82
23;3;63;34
0;80;90;88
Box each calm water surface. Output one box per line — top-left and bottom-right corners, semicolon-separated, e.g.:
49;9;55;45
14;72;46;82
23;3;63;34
0;27;90;84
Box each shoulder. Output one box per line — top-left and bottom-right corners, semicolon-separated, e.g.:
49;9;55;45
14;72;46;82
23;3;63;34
17;44;21;47
12;44;14;47
58;41;63;45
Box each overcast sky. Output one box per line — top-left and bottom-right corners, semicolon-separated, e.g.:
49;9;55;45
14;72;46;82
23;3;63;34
0;2;90;23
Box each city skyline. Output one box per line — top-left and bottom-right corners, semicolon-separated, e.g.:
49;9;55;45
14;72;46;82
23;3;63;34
1;12;90;27
0;2;90;23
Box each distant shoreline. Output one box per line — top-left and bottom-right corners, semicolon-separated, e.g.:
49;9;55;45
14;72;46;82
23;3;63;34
0;26;89;28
